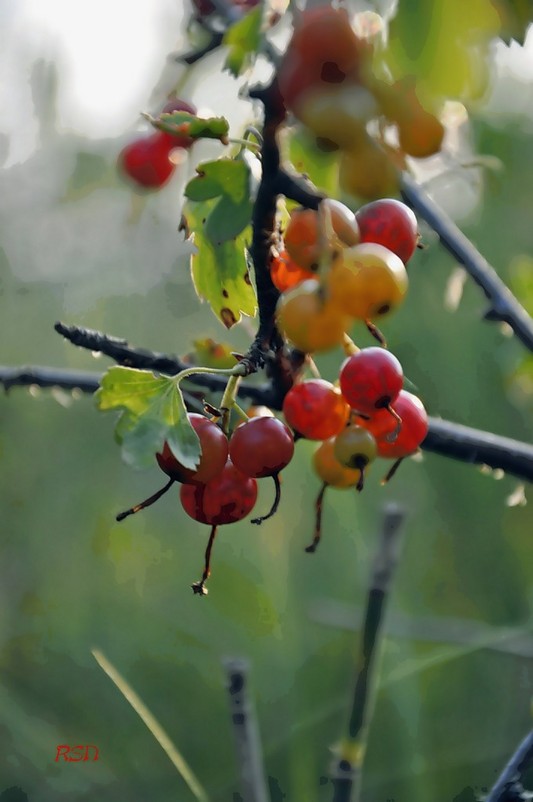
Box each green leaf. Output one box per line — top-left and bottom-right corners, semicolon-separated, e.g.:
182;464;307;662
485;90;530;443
223;6;262;77
287;129;339;197
95;367;201;470
384;0;501;100
184;159;253;241
150;111;230;144
183;200;257;328
494;0;533;44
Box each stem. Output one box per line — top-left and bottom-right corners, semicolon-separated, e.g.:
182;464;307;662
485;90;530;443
401;172;533;352
116;478;175;522
305;482;327;553
175;365;244;386
191;524;218;596
222;658;270;802
331;504;406;802
219;374;242;434
4;361;533;481
251;473;282;524
485;730;533;802
380;457;404;485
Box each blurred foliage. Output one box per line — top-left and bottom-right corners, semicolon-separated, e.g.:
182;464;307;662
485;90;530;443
0;2;533;802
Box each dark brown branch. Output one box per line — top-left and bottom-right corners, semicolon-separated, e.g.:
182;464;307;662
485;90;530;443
2;359;533;482
421;417;533;482
485;730;533;802
400;173;533;352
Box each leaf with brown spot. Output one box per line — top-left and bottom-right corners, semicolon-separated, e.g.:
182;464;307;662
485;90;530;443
183;199;257;328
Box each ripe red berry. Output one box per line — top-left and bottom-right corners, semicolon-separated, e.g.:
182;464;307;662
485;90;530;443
282;379;350;440
372;391;428;458
156;413;228;485
180;459;258;525
356;199;418;264
118;132;176;189
339;347;403;415
229;417;294;478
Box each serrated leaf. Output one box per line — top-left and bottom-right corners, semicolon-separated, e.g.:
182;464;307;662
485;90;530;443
186;159;250;204
184;200;257;328
385;0;501;101
223;6;262;77
96;367;201;470
150;111;230;144
184;159;253;241
493;0;533;44
286;129;339;197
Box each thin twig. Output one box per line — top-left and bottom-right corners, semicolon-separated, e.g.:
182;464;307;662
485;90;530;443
330;504;406;802
223;658;270;802
485;730;533;802
92;648;209;802
2;362;533;481
400;173;533;352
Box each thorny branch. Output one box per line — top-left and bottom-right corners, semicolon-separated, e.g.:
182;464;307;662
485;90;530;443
2;351;533;483
400;173;533;352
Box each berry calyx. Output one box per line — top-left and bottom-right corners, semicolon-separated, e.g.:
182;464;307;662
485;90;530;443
276;279;352;353
283;379;350;441
278;6;367;116
229;417;294;478
333;424;377;490
156;413;228;485
339;347;403;415
312;438;363;489
284;200;360;272
327;243;408;320
356;199;418;264
118;132;176;190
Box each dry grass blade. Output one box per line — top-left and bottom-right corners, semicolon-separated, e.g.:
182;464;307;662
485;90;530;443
92;648;209;802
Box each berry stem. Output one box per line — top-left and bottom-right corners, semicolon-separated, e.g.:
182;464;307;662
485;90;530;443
251;473;282;525
305;482;327;553
219;374;242;433
380;457;404;485
364;320;387;348
191;524;219;596
342;333;360;357
116;478;175;522
384;404;403;443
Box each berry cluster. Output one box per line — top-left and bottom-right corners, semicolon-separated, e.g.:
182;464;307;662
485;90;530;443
117;411;294;595
283;348;428;551
275;197;418;353
118;98;197;190
277;7;444;198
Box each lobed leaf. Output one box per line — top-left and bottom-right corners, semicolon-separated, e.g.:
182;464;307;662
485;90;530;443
151;111;230;144
223;6;262;77
96;367;201;470
184;199;257;328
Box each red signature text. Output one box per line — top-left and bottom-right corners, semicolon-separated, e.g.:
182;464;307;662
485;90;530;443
55;744;99;762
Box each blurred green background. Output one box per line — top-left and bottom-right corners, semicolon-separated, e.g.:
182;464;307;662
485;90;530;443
1;1;533;801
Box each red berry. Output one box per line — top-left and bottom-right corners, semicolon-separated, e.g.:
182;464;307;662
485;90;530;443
180;459;258;525
339;347;403;414
229;417;294;478
373;391;428;458
156;413;228;485
270;250;316;293
282;379;350;440
356;199;418;264
118;132;176;189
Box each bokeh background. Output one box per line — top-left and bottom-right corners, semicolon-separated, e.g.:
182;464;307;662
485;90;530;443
1;1;533;800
